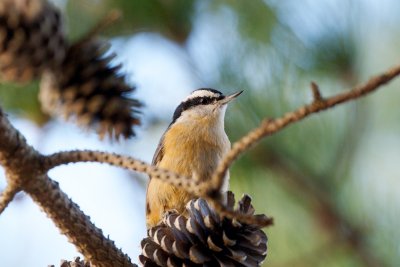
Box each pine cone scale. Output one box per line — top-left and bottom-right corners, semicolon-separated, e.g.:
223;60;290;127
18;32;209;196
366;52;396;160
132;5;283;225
207;235;223;252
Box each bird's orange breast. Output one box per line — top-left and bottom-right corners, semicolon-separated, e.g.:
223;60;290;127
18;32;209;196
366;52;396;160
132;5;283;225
146;116;230;228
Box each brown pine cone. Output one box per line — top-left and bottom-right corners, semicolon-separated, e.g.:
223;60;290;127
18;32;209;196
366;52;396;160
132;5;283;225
39;38;141;139
0;0;66;83
140;192;268;267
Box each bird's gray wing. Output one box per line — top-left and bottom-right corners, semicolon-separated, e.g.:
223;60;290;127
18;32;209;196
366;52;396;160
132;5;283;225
152;121;175;166
152;131;166;166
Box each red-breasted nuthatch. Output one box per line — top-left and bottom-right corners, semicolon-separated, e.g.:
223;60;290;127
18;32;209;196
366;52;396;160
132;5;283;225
146;88;242;228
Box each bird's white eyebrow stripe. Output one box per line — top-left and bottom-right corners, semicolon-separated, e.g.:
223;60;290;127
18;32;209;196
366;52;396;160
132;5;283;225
184;90;220;101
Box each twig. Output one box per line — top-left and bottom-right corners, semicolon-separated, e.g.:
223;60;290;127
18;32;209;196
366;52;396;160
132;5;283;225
210;64;400;192
43;150;272;227
43;151;273;226
43;150;204;196
310;81;324;102
0;184;20;214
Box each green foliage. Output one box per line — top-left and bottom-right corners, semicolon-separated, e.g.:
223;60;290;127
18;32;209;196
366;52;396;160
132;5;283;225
0;82;47;124
66;0;195;43
209;0;276;43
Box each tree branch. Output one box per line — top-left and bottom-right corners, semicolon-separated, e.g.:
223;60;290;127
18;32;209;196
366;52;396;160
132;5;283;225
43;150;204;196
211;64;400;192
0;184;20;214
0;108;135;267
43;150;276;227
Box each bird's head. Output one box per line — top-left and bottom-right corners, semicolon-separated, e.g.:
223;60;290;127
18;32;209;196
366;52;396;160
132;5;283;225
171;88;242;125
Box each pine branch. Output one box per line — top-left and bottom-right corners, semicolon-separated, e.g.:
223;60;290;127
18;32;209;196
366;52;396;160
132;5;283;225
42;151;275;227
210;64;400;193
0;108;135;267
42;150;203;196
0;184;20;214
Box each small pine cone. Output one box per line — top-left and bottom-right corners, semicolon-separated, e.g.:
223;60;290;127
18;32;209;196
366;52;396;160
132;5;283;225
140;192;268;267
39;38;141;139
0;0;67;83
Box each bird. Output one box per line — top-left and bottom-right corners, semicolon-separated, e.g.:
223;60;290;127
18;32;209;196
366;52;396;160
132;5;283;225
146;88;242;228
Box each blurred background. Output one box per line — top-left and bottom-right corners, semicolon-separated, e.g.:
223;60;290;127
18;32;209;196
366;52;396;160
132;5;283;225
1;0;400;266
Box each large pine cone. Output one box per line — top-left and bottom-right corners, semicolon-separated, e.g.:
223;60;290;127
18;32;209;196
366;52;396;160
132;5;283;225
140;192;268;267
0;0;66;83
39;38;141;139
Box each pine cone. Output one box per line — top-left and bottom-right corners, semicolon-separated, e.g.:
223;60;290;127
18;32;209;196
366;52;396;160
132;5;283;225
39;38;141;139
140;192;268;267
0;0;66;83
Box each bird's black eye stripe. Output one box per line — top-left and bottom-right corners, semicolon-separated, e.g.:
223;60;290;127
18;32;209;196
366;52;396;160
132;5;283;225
171;95;224;123
188;96;223;107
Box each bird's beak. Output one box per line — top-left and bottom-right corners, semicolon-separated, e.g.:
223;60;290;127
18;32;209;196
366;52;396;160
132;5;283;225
219;90;243;105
